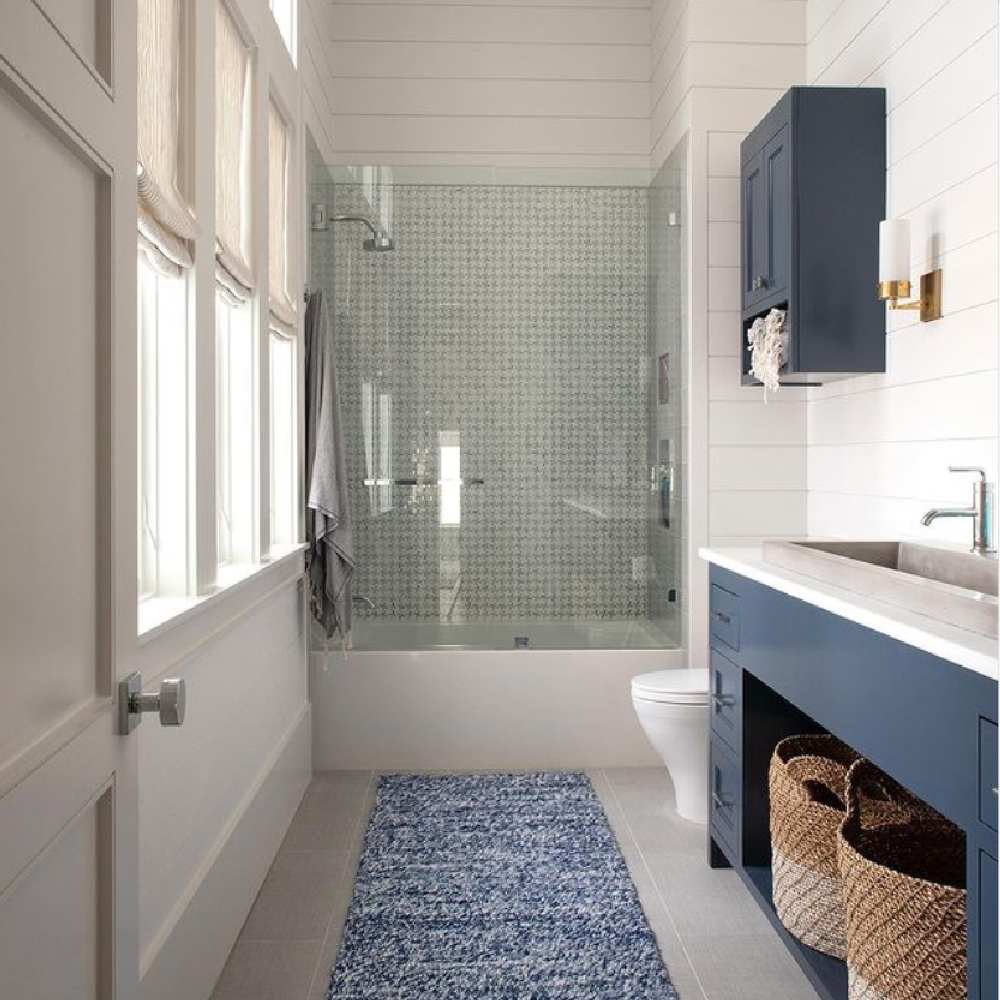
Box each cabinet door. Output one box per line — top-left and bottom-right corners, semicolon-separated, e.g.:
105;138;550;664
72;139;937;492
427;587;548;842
764;126;791;303
742;150;768;310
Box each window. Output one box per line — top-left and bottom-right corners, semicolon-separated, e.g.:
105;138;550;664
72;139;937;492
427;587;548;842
269;0;296;63
267;95;299;551
216;294;256;566
137;0;195;609
215;1;256;571
215;1;253;295
439;432;461;527
269;333;298;546
137;255;189;600
361;381;393;515
137;0;196;262
268;97;297;333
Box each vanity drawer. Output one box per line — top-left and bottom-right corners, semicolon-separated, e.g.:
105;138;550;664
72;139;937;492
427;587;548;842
710;585;741;652
710;649;741;753
710;736;740;860
980;719;997;833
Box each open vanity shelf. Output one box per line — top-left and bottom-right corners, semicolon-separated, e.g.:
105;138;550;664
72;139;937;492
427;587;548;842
706;564;998;1000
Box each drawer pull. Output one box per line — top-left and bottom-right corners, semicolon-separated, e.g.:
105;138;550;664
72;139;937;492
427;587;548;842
712;611;731;625
712;693;735;709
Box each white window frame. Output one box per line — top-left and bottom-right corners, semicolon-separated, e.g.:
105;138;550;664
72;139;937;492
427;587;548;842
136;1;309;634
137;254;190;602
268;330;298;547
216;292;257;569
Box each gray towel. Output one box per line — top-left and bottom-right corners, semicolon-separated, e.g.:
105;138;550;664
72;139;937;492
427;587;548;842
305;291;355;639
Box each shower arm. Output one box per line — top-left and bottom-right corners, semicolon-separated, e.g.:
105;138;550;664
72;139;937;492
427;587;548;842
333;214;381;239
332;214;395;252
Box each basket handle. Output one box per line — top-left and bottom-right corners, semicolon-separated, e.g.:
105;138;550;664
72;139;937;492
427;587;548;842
844;758;940;834
843;759;876;836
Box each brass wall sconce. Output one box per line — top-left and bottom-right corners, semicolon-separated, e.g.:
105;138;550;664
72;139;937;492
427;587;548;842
878;219;942;323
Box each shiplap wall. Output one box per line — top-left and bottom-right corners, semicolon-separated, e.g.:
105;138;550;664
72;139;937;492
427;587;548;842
651;1;807;664
302;0;338;161
323;0;650;168
651;0;806;166
806;0;999;543
692;2;807;552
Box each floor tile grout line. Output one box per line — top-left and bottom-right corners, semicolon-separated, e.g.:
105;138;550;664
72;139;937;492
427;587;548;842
599;769;711;1000
304;770;377;1000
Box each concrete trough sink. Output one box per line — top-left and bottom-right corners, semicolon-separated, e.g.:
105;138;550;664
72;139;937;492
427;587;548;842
762;540;999;639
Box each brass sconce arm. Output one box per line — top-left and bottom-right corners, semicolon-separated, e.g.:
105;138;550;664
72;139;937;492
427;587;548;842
877;269;942;323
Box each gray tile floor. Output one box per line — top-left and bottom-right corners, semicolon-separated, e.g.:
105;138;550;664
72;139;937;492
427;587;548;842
212;768;817;1000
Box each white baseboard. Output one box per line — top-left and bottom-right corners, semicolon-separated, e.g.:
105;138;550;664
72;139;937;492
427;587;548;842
140;704;312;1000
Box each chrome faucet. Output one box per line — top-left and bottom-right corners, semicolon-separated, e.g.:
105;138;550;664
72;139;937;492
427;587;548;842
921;466;996;555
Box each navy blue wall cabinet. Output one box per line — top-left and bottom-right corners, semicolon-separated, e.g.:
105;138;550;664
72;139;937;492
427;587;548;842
740;87;887;387
707;565;998;1000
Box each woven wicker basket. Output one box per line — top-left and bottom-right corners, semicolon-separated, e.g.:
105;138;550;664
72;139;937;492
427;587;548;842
769;734;862;958
838;759;967;1000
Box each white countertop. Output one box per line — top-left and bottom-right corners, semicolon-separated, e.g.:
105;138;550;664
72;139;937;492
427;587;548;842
699;545;999;681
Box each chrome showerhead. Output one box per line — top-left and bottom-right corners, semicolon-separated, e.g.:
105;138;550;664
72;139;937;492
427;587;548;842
333;214;395;252
363;233;395;252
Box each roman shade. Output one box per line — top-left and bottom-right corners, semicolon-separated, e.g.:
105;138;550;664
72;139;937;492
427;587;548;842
215;1;254;297
137;0;197;270
268;98;297;334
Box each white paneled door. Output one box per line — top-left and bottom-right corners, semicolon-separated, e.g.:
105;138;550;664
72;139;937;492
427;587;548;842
0;3;139;999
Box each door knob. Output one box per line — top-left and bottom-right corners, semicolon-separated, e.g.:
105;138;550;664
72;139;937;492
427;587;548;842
119;672;186;734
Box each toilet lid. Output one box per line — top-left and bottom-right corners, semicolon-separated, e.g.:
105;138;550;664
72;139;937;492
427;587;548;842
632;668;710;705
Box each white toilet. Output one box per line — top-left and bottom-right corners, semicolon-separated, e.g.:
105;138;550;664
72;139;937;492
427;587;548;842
631;668;710;823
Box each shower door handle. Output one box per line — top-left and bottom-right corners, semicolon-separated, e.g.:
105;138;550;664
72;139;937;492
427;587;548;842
362;477;486;487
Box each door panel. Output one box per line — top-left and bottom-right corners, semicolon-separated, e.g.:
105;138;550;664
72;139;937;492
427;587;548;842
0;789;112;1000
0;84;101;765
0;2;138;998
764;126;791;304
31;0;112;84
742;150;766;311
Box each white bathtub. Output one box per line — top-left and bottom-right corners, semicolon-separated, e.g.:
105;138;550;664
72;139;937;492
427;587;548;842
309;643;686;770
348;617;676;651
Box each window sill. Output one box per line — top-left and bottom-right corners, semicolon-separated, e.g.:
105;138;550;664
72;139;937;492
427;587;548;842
138;542;308;644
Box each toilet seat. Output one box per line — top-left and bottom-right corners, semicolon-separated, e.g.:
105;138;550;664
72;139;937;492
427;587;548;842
631;668;710;705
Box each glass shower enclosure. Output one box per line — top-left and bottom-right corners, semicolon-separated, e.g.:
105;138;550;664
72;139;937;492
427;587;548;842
308;160;685;652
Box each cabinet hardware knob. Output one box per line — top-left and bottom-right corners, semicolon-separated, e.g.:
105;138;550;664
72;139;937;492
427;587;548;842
751;275;768;291
712;693;735;709
712;611;731;625
712;792;731;810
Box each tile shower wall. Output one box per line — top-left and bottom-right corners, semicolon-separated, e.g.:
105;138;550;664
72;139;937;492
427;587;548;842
311;182;652;623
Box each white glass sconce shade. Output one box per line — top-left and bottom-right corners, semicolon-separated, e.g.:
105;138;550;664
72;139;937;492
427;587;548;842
879;219;911;284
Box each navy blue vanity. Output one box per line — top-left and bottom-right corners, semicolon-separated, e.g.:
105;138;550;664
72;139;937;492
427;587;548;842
705;559;998;1000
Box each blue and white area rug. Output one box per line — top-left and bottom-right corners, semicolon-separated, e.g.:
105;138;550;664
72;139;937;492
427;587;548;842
327;772;678;999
